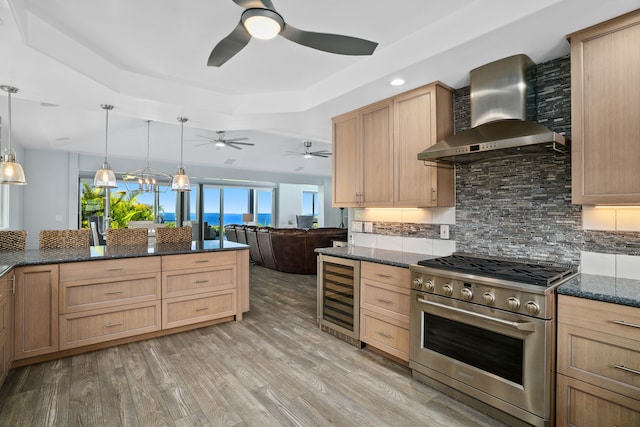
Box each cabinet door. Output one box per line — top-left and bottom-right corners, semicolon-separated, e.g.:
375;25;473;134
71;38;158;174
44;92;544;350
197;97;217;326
332;111;361;206
570;11;640;204
14;265;59;360
394;84;454;207
360;100;394;207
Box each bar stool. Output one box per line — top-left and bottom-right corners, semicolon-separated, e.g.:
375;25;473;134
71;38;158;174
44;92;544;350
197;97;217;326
105;228;148;246
155;227;192;244
0;230;27;251
39;229;91;249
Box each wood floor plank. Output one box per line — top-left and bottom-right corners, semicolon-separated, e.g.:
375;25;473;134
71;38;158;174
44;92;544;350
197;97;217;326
0;265;508;427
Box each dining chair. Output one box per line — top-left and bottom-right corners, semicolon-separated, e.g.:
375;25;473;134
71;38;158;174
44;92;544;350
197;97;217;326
155;226;192;244
0;230;27;251
39;229;91;249
105;228;148;246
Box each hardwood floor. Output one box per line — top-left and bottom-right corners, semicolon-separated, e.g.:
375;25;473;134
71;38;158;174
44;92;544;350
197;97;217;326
0;265;507;426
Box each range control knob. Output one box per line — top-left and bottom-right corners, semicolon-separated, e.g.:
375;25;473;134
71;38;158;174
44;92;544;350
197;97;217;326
482;292;495;305
442;284;453;296
412;277;423;289
507;297;521;311
525;301;541;315
424;280;435;292
460;288;473;301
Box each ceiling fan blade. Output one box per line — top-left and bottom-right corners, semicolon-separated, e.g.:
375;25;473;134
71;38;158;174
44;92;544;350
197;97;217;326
208;21;252;67
194;141;214;147
232;0;275;9
280;24;378;56
227;141;255;146
225;142;243;150
223;137;250;142
311;150;331;156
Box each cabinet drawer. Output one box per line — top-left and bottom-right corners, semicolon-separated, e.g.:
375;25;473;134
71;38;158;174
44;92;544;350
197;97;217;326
162;252;236;271
60;257;161;282
557;374;640;427
558;295;640;340
361;281;409;320
162;265;236;298
558;323;640;399
162;290;236;330
60;274;161;314
361;262;410;286
360;309;409;361
59;301;161;350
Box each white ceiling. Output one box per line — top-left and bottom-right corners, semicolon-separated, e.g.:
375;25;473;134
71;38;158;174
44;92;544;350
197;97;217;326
0;0;638;177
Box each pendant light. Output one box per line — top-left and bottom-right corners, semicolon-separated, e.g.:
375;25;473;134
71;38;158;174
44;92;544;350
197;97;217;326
93;104;117;188
123;120;172;193
0;85;27;185
171;117;191;192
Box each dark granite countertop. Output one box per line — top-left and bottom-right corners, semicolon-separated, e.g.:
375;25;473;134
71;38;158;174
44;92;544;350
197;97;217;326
315;245;437;268
0;240;249;277
558;274;640;308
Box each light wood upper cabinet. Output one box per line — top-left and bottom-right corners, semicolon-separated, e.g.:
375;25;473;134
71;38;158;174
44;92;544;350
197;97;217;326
332;81;454;207
569;10;640;204
14;265;59;360
394;83;454;207
332;100;394;207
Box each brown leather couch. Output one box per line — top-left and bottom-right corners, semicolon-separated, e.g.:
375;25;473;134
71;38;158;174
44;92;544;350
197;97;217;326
225;225;347;274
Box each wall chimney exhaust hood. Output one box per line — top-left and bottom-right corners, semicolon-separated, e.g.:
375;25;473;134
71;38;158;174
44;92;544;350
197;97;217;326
418;54;569;164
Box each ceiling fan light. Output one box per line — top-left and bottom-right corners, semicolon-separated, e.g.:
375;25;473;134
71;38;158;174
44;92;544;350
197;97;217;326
216;141;225;147
242;9;283;40
304;153;312;159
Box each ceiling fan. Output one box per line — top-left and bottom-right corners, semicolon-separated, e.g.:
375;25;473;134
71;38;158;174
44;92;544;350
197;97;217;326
287;140;331;159
195;131;255;150
208;0;378;67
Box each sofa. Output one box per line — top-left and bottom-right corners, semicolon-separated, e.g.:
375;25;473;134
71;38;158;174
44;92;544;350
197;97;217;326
225;225;347;274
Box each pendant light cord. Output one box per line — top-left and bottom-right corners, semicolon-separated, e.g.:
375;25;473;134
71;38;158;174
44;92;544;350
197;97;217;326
177;117;188;168
0;86;19;154
101;104;114;163
146;120;151;168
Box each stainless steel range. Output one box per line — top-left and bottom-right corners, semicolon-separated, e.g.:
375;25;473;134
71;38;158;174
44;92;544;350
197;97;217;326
409;253;577;427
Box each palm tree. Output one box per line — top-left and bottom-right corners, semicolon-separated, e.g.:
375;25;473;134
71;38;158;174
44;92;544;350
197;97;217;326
80;184;154;229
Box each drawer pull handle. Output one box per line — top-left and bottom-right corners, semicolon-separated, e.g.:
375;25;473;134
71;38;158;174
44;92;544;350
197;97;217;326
612;320;640;329
195;260;209;264
377;298;393;304
105;290;124;295
9;276;15;294
105;322;123;328
195;306;209;312
195;280;209;284
377;274;392;278
377;331;392;339
105;267;124;271
614;364;640;376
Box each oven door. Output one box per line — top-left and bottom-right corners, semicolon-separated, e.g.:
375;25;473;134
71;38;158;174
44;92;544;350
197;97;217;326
409;290;553;421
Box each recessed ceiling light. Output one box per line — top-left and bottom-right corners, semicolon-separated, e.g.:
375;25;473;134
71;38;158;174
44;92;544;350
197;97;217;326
40;102;59;107
224;159;235;165
294;166;304;172
55;137;70;141
390;78;405;87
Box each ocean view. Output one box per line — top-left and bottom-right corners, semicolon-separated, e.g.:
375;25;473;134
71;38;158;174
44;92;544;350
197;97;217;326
161;213;272;227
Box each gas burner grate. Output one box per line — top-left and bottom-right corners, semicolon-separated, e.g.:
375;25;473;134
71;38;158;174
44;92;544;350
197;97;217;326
417;254;577;286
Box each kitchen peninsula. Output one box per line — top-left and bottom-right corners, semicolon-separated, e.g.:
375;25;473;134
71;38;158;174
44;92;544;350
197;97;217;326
0;240;249;385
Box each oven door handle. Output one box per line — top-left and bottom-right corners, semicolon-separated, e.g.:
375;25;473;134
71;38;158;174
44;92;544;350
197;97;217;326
417;298;537;332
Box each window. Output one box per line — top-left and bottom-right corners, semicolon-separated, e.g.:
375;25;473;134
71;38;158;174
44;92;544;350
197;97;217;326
302;191;318;218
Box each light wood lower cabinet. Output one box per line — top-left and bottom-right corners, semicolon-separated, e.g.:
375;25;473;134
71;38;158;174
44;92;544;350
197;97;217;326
14;265;59;360
59;258;162;350
556;295;640;426
0;272;13;384
161;251;239;329
359;262;410;361
59;301;161;350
